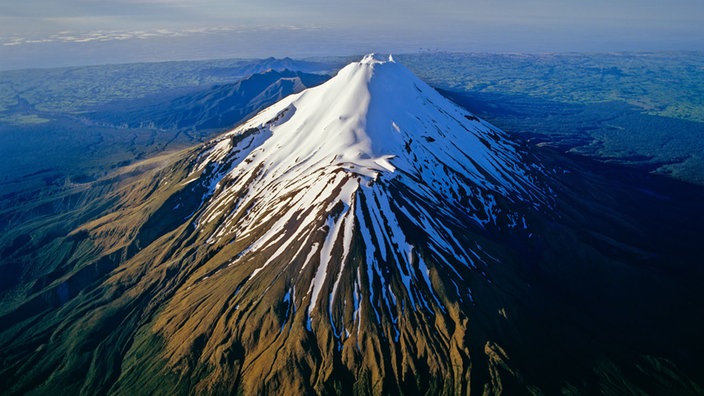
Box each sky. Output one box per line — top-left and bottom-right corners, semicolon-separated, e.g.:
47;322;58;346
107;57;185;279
1;0;703;70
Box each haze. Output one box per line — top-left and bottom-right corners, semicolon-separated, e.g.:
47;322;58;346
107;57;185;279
2;0;703;70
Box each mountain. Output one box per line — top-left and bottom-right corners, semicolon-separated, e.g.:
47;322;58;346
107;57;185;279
231;56;336;76
90;69;329;132
1;54;704;395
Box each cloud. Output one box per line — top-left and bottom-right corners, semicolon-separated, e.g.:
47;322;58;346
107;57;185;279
1;0;702;60
0;25;318;47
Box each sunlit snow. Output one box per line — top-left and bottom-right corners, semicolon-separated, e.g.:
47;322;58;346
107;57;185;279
186;54;544;328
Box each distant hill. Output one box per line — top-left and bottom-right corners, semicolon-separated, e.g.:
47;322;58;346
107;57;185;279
91;69;329;132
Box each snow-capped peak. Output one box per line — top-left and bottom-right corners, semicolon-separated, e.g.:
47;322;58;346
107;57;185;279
360;53;394;65
187;55;544;327
197;53;539;198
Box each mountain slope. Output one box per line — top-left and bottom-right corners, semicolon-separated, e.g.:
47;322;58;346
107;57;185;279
119;54;547;394
93;53;547;394
1;54;703;396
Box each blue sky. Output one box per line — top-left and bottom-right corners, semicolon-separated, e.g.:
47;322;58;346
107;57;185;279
1;0;703;69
